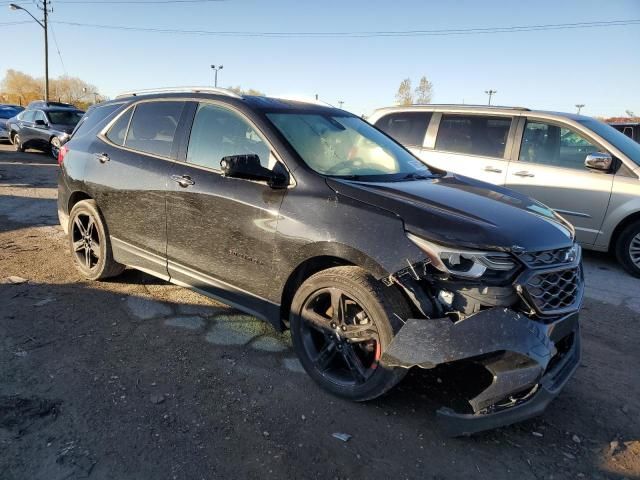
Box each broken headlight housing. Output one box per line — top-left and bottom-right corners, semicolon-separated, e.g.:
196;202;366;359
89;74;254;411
406;233;517;280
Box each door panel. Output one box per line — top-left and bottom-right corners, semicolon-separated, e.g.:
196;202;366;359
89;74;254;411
505;119;614;245
416;150;509;184
165;102;287;317
418;114;514;185
85;101;187;275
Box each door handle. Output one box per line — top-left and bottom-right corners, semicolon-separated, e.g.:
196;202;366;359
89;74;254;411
95;153;110;163
171;174;195;188
484;166;503;173
513;171;535;177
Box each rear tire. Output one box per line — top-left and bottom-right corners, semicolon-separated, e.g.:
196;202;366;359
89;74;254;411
14;134;25;152
68;200;125;280
290;266;411;401
615;220;640;277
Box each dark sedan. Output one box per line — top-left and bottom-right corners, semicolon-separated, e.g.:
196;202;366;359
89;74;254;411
0;104;24;141
8;105;84;157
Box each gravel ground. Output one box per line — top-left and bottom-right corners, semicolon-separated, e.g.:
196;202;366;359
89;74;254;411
0;143;638;480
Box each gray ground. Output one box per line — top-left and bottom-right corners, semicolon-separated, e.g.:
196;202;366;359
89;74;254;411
0;143;638;480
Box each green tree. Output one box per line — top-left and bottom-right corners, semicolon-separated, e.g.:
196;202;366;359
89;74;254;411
414;75;433;104
395;78;413;106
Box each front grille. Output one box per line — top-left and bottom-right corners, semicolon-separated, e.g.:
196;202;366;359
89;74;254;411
525;267;581;314
519;247;573;267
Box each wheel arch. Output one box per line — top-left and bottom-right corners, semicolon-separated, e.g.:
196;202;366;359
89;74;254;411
278;242;391;328
67;190;94;214
609;210;640;253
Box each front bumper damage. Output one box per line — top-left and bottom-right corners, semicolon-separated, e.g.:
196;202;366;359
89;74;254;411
380;308;580;436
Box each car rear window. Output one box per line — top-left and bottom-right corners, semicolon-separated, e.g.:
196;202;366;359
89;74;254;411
124;101;185;158
435;114;512;158
47;110;84;125
374;112;431;147
73;103;125;138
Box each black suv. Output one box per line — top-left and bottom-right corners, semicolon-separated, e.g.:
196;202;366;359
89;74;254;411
9;103;84;157
57;88;583;435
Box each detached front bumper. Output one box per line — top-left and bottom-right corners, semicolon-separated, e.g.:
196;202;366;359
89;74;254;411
380;308;580;436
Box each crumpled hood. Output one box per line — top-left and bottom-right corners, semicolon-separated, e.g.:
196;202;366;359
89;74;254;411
326;173;574;252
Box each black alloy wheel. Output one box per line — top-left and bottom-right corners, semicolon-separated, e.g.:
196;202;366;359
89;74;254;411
71;212;101;271
299;287;381;386
290;266;410;401
67;200;125;280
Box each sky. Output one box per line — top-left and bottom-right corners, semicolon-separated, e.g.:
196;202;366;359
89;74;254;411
0;0;639;117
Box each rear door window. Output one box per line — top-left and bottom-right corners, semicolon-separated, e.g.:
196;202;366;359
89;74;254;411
435;115;512;158
374;112;431;147
124;101;186;158
20;111;36;122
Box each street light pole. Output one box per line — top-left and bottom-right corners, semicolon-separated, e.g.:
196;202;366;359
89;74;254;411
485;89;497;106
210;64;223;88
575;104;585;114
10;2;49;102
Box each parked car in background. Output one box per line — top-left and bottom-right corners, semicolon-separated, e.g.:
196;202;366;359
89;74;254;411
610;122;640;143
57;87;583;435
370;105;640;276
27;100;77;110
8;104;84;157
0;104;24;142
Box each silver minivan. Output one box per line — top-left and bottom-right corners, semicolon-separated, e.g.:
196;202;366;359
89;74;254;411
369;105;640;276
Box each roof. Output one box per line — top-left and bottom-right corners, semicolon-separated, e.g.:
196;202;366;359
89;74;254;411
371;104;598;122
113;87;343;113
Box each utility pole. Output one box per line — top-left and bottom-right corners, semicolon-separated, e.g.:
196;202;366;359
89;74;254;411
485;89;497;106
338;100;344;109
575;104;585;114
10;1;49;101
210;65;223;88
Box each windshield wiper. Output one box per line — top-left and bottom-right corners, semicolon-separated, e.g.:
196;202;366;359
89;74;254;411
400;172;432;180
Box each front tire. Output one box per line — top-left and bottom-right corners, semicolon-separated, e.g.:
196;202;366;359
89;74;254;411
14;134;25;152
615;220;640;277
290;266;410;401
68;200;125;280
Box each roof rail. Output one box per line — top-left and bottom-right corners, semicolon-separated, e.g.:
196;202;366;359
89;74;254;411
398;104;531;111
115;86;243;99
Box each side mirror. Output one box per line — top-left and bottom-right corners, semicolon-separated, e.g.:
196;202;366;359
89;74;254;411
34;119;47;127
220;154;288;188
584;152;613;172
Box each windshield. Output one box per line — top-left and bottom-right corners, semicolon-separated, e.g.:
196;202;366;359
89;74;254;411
47;110;84;125
0;107;22;119
578;118;640;167
267;113;434;180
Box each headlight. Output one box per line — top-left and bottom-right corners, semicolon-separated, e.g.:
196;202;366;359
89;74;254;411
406;232;516;279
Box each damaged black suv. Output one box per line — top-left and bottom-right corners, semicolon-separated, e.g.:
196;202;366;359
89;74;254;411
57;88;583;435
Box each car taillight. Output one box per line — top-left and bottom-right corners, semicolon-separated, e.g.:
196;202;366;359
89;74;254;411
57;145;68;166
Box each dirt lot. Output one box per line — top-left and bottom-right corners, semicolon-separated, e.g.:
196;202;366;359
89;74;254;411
0;143;638;480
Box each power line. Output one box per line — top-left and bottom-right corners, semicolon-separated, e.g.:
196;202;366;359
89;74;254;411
49;22;67;75
46;18;640;38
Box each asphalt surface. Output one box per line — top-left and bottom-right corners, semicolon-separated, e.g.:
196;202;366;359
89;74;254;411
0;143;638;480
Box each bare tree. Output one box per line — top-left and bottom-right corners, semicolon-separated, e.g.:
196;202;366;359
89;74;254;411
414;76;433;104
1;69;42;105
0;70;102;107
395;78;413;106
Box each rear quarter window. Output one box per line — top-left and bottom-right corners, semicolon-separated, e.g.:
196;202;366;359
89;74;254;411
73;103;125;138
374;112;431;146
